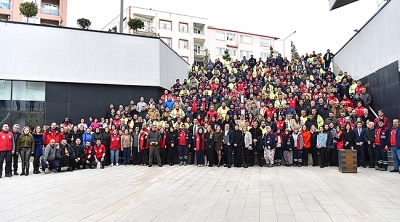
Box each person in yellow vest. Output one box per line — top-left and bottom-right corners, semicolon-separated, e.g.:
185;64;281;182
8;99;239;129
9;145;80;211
217;102;229;120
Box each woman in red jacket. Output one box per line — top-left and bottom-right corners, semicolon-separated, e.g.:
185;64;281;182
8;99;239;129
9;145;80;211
139;125;150;166
159;128;167;165
301;125;311;166
109;129;120;166
195;127;205;167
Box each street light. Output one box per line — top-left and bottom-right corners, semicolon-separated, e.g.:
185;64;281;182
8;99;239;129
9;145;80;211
282;31;296;58
119;0;124;33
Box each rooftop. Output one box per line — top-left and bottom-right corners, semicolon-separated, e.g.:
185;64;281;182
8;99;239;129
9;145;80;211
208;26;280;40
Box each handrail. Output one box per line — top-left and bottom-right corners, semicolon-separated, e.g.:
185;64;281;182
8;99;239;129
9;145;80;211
332;61;342;73
368;106;378;118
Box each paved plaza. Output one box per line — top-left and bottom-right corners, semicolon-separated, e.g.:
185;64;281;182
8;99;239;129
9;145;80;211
1;165;400;222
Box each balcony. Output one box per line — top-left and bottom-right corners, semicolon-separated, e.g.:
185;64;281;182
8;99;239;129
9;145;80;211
0;2;10;10
194;49;207;59
41;7;59;16
135;26;156;36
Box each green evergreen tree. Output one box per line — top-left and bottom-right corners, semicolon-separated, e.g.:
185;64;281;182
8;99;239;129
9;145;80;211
128;18;144;33
291;41;300;60
77;18;91;29
222;49;231;62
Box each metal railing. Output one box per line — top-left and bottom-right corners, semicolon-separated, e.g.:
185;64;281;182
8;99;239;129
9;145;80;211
40;8;60;16
0;2;10;9
137;26;155;33
194;50;207;56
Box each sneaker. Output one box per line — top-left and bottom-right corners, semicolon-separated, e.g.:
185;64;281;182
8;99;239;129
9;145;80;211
110;164;114;167
14;171;19;176
390;169;399;172
184;161;187;166
116;163;119;166
179;161;183;166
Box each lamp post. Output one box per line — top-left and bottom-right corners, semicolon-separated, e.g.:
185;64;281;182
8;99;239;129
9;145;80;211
119;0;124;33
282;31;296;58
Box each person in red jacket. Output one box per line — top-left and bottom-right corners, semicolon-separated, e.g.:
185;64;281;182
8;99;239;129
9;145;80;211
159;128;167;165
139;124;150;166
0;124;15;178
206;105;218;123
354;102;365;117
92;139;105;169
44;122;61;146
195;127;205;167
109;129;121;166
83;141;94;169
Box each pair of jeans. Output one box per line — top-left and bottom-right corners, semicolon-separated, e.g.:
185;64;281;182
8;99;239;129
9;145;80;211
19;148;31;173
0;150;12;175
149;145;161;165
178;145;188;162
41;159;60;171
110;150;119;165
224;145;233;166
293;149;302;166
320;147;328;167
391;147;400;170
196;150;204;165
123;147;131;164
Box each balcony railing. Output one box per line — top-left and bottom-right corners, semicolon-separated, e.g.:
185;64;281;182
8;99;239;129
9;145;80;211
194;50;207;56
137;26;155;33
40;8;59;16
0;2;10;10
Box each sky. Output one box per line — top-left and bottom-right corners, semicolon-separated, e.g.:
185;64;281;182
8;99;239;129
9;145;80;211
67;0;379;57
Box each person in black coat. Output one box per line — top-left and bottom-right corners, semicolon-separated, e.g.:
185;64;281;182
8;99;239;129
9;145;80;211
58;138;76;171
364;121;376;168
71;138;85;169
222;124;234;168
249;122;263;167
343;123;355;150
233;125;244;167
310;126;318;166
66;126;82;145
166;127;178;166
204;125;215;167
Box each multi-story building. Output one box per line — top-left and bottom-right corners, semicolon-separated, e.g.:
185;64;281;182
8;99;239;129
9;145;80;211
0;0;67;26
102;6;207;65
207;26;279;62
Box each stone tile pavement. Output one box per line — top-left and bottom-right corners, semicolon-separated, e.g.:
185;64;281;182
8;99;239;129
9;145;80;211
1;165;400;222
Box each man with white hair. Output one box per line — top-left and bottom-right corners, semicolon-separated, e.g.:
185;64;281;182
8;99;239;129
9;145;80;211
364;121;377;168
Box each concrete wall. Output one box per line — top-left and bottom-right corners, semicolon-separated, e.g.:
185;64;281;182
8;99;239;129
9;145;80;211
333;0;400;80
0;21;188;89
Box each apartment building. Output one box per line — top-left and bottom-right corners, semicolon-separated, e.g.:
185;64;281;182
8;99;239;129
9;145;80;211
102;6;207;65
207;27;279;62
0;0;67;26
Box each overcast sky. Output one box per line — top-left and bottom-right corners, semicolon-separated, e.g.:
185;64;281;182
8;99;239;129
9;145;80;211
67;0;379;56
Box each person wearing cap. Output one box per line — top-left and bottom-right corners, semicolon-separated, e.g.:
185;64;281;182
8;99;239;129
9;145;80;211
374;120;389;171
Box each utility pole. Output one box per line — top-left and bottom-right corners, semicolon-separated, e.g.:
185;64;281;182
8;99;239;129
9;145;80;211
119;0;124;33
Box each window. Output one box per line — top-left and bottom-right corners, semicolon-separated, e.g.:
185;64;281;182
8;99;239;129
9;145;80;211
226;33;236;41
260;38;271;47
159;20;171;30
240;35;252;44
161;37;172;47
179;23;188;33
216;32;225;40
215;47;225;56
240;50;253;58
179;39;188;49
228;49;236;57
12;81;45;112
194;45;201;54
260;52;269;59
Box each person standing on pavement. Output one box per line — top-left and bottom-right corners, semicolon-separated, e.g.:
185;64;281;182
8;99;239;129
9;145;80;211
388;119;400;173
147;125;162;167
32;126;44;174
11;124;21;175
364;122;376;169
0;124;15;178
374;120;389;171
222;124;234;168
16;126;35;176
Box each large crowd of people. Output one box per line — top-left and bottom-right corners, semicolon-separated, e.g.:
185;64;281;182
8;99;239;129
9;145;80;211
1;50;400;178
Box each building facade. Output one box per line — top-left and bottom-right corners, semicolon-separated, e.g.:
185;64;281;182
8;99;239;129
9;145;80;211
102;6;208;65
207;27;278;62
0;21;188;127
0;0;67;26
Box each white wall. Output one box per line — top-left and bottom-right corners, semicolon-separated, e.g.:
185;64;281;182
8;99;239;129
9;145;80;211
333;0;400;79
0;21;188;89
159;41;189;89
